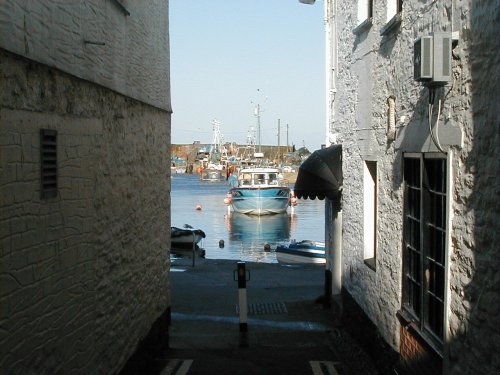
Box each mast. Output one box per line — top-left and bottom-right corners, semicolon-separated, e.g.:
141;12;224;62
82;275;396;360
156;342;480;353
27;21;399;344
209;119;226;166
254;104;262;153
277;118;281;163
252;90;266;157
286;123;289;152
211;119;222;153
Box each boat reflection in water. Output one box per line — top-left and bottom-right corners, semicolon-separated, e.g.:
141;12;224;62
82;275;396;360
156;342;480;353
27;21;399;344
227;212;291;242
225;212;294;262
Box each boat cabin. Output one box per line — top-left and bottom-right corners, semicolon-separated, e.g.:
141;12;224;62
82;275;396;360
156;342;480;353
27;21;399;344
238;169;281;187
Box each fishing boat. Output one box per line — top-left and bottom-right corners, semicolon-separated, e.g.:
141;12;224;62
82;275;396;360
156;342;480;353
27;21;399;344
171;156;187;174
200;167;225;182
275;240;325;264
222;100;296;215
225;166;292;215
199;119;228;182
171;226;206;247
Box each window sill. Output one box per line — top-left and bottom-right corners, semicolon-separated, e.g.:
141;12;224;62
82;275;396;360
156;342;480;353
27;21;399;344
380;12;402;36
364;257;376;271
353;18;373;35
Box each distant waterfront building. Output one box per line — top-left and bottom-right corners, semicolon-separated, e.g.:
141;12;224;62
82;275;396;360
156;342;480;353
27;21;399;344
0;1;171;373
319;1;499;374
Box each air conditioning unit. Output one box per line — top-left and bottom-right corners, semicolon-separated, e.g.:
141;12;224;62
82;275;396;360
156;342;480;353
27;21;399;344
432;32;452;83
414;33;452;84
414;36;433;81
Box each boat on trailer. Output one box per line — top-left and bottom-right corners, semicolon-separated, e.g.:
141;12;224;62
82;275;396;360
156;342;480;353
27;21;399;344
275;240;325;264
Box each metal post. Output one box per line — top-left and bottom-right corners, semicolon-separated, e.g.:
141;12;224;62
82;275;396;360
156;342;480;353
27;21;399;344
237;262;248;332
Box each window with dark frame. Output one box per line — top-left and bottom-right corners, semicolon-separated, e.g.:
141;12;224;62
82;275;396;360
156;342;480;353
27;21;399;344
403;155;446;347
40;129;58;199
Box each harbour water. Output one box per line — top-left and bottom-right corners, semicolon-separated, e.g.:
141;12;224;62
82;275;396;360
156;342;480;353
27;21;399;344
171;173;325;263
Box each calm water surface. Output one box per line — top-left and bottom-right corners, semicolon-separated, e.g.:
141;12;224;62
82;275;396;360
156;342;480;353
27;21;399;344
171;173;325;263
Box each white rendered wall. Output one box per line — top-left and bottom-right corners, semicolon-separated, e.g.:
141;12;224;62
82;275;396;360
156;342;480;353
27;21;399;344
0;0;171;111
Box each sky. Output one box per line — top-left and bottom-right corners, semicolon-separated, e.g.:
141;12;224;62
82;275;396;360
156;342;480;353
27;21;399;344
170;0;325;151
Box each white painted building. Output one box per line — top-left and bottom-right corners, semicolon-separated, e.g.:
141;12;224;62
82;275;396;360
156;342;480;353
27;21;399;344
0;1;171;373
309;0;499;374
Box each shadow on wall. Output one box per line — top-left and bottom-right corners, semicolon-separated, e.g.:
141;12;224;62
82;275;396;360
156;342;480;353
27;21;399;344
387;3;500;373
452;1;500;374
390;89;429;191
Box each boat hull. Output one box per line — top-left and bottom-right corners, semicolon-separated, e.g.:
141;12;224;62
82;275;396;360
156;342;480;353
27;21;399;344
171;227;206;247
171;234;204;246
230;187;290;215
275;241;326;264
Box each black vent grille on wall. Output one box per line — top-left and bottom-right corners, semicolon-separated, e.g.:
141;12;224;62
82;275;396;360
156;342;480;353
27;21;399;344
40;129;57;199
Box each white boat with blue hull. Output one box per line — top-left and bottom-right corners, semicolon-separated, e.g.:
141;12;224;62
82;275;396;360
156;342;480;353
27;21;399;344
276;240;325;264
226;167;291;215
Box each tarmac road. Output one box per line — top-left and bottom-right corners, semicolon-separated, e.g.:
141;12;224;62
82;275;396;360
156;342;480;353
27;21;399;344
123;257;378;375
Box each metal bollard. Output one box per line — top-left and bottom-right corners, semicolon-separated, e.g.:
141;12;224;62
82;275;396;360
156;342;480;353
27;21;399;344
234;261;250;333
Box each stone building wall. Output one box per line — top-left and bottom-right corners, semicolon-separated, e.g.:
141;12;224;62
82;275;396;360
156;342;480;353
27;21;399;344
0;0;170;112
0;1;171;373
333;0;499;373
0;39;170;375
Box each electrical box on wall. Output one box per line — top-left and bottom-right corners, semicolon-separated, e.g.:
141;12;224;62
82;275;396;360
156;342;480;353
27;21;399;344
414;36;433;81
414;33;452;85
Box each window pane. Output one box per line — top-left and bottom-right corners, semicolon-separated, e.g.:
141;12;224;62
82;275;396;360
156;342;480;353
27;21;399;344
408;188;420;218
427;295;444;338
404;157;422;318
424;158;446;342
407;276;421;318
411;218;421;250
404;158;420;186
426;159;446;193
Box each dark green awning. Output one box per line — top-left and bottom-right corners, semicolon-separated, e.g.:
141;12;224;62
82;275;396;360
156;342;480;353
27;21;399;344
294;144;342;200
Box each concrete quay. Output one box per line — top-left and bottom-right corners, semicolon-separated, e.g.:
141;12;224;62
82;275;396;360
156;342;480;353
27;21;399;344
121;257;380;375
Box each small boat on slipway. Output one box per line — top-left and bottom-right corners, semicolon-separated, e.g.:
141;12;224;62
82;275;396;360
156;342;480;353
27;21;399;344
275;240;325;264
170;226;206;248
